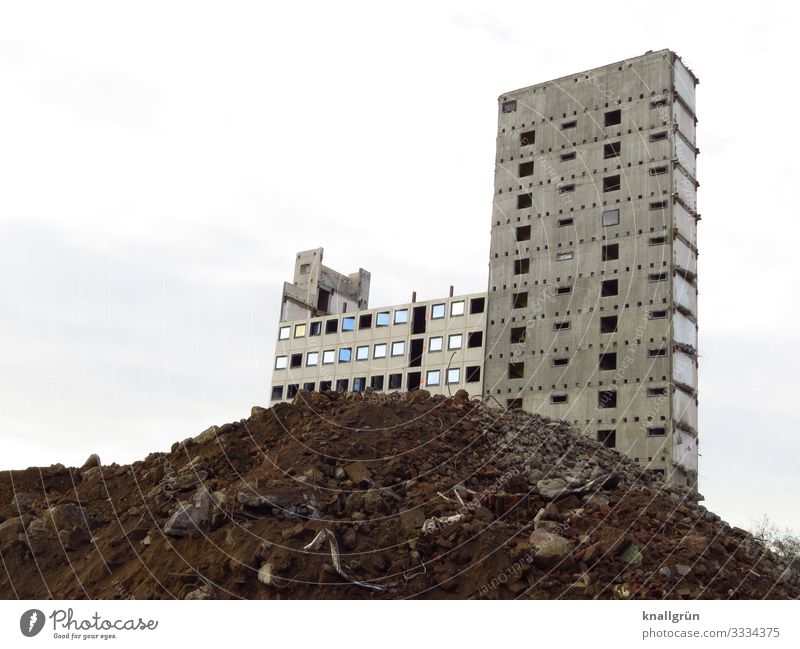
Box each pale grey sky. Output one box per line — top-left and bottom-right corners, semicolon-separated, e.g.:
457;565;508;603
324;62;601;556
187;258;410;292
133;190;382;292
1;0;799;531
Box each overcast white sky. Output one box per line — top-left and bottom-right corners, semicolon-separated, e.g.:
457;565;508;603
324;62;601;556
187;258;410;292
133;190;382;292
1;0;799;532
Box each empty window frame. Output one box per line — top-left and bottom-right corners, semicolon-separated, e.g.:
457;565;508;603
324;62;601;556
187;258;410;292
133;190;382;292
278;326;290;340
648;347;667;358
465;366;481;383
603;175;621;192
649;309;668;319
556;285;572;295
553;357;569;367
560;151;577;161
287;384;299;398
309;321;322;336
470;297;485;314
650;98;667;109
394;309;409;325
517;193;533;209
556;251;573;262
373;343;387;358
322;349;335;364
649;131;668;142
431;303;446;319
647;387;668;397
358;313;373;329
649;235;667;246
376;311;391;327
559;183;575;194
600;315;618;333
275;355;288;370
518;161;534;177
467;331;483;348
501;99;517;113
446;368;461;384
512;291;528;309
603;142;621;159
426;369;441;386
450;301;465;317
553;321;571;331
516;225;531;242
370;375;385;390
649;201;668;210
647;427;667;436
598;390;617;408
551;394;568;404
306;351;319;367
510;327;526;344
355;345;369;361
604;109;621;126
649;272;668;282
290;353;302;369
391;341;406;357
649;165;668;176
338;347;352;363
602;243;619;261
302;382;315;392
342;316;356;332
271;386;284;401
388;373;403;390
353;377;366;392
520;130;536;146
325;319;338;334
602;208;620;226
294;323;307;338
601;279;619;297
558;217;574;227
508;362;525;379
507;398;523;410
561;120;577;130
597;429;616;448
320;380;332;392
336;378;349;393
599;352;617;371
514;258;530;275
448;333;463;350
428;336;443;352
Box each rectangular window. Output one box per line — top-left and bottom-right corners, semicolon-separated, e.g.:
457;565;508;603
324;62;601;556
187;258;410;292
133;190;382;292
517;193;533;209
501;99;517;113
306;351;319;366
603;175;620;192
598;390;617;408
602;243;619;261
299;263;311;274
322;350;335;364
470;297;485;314
287;384;299;398
601;279;618;297
342;316;355;332
388;373;403;390
290;353;302;369
338;347;352;363
518;161;534;177
514;258;530;274
467;331;483;348
510;327;526;344
556;251;573;261
426;370;441;386
649;236;667;246
391;341;406;357
647;427;667;436
320;380;332;392
559;183;575;194
278;326;290;340
376;311;390;327
649;201;668;210
355;345;369;361
553;357;568;367
309;321;322;336
648;387;667;397
551;394;567;404
428;336;443;352
603;142;621;158
302;381;315;392
602;208;620;226
336;378;349;393
358;313;373;329
370;375;385;390
558;217;574;227
507;398;523;410
649;310;667;319
649;131;668;142
649;272;668;282
353;377;366;392
553;321;570;331
597;429;616;448
648;348;667;357
446;368;461;384
520;130;536;146
508;362;525;379
326;319;338;334
649;165;668;176
465;366;481;383
271;386;284;401
516;225;531;242
394;309;409;325
275;356;288;370
512;291;528;308
600;315;618;333
450;301;465;317
448;333;463;350
650;98;667;109
604;109;621;126
294;323;307;338
561;120;577;130
431;303;446;319
373;343;387;358
560;151;576;161
599;352;617;371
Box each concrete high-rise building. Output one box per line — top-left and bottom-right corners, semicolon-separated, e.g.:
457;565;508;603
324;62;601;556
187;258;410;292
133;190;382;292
483;49;699;487
269;50;699;488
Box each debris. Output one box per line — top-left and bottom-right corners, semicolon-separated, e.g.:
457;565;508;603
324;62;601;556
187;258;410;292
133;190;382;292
303;529;387;592
618;542;643;566
421;513;465;535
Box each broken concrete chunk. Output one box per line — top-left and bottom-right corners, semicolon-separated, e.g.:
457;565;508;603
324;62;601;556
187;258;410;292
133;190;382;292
536;478;569;500
81;454;101;470
344;461;371;486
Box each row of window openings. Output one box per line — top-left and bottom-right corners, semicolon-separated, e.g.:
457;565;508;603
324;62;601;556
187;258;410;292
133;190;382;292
595;425;668;450
271;366;482;400
515;178;670;206
278;298;485;341
508;309;667;344
508;350;667;379
502;100;667;122
513;256;668;284
511;206;665;236
506;108;668;143
512;229;668;255
516;152;668;179
275;332;484;369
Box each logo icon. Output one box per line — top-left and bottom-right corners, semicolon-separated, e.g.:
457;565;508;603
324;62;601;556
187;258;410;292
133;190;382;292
20;609;45;637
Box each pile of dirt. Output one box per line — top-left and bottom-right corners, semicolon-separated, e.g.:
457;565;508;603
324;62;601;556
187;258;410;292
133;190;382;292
1;390;797;599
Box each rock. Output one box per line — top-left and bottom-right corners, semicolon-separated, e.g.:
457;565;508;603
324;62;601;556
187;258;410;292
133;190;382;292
161;473;208;493
163;488;216;538
80;454;101;470
0;517;24;550
9;491;39;511
659;566;672;577
675;563;691;577
334;467;347;481
46;503;91;549
407;390;431;403
340;527;358;550
258;562;277;586
81;466;102;482
617;542;643;565
20;518;49;555
184;586;211;600
536;478;569;500
194;426;219;445
344;461;371;486
582;493;610;510
142;534;152;546
399;507;426;531
251;406;268;418
528;530;573;566
534;520;565;533
779;567;793;584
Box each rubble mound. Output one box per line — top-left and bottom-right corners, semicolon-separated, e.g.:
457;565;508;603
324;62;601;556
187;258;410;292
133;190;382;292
1;390;797;599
